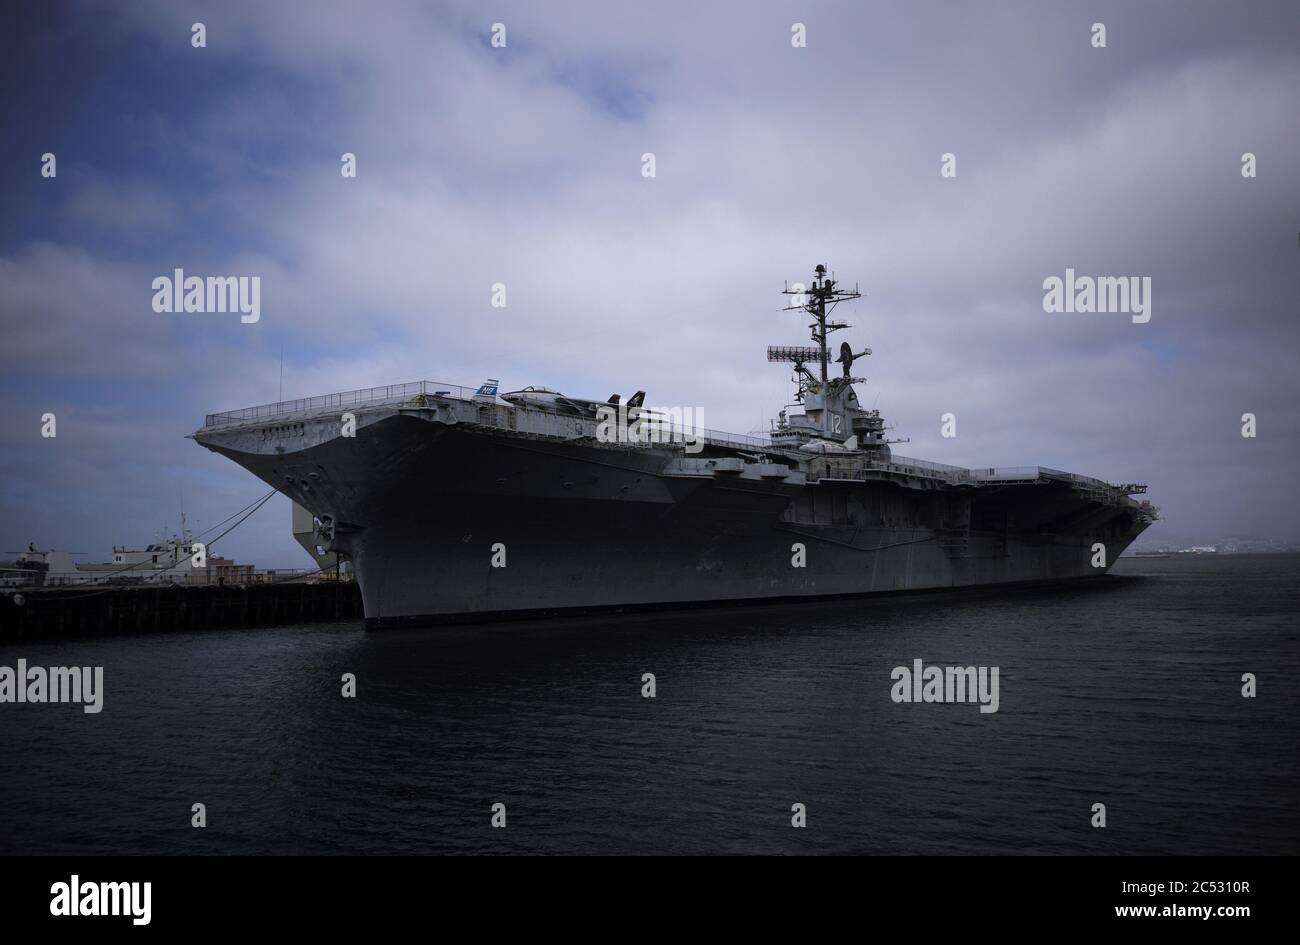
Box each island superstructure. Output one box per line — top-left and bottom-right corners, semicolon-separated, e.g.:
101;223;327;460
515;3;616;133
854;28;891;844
193;265;1157;627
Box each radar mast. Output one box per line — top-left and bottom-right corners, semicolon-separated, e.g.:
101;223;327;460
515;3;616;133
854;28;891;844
766;264;886;453
773;264;862;384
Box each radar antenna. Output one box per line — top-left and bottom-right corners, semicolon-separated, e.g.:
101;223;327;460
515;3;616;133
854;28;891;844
777;263;862;385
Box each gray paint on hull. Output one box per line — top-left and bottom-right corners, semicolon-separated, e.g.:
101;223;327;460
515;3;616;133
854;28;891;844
195;411;1150;624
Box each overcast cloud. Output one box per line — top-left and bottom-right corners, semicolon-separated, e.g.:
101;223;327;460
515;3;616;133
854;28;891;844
1;0;1297;565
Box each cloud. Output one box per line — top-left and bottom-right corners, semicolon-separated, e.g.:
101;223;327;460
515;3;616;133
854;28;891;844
3;0;1299;562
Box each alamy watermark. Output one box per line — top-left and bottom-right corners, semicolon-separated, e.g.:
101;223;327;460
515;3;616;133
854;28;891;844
50;875;150;925
596;404;705;454
1;660;104;713
1042;268;1151;324
152;269;260;323
891;659;999;714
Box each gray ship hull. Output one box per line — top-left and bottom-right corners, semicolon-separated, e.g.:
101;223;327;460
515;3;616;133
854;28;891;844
195;405;1153;627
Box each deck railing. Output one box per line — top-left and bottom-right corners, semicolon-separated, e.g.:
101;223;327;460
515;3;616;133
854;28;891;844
203;381;475;428
201;382;1126;495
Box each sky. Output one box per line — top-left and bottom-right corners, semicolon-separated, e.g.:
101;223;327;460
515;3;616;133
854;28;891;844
1;0;1298;566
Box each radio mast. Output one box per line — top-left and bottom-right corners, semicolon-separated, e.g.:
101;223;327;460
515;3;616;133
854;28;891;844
769;263;864;396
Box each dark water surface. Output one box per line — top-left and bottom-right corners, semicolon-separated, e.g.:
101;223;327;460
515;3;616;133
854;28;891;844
2;554;1297;855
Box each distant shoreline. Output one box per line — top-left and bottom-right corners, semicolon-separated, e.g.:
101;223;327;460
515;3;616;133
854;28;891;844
1123;550;1300;557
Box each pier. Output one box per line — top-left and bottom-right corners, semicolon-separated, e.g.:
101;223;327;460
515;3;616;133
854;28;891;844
0;581;363;640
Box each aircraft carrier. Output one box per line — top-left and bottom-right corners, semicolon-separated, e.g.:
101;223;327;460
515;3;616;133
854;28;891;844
194;265;1157;627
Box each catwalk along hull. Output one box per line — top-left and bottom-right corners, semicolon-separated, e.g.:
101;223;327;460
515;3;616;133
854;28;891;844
195;406;1153;627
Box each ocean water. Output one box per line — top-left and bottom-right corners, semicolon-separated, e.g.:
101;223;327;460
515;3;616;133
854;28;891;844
1;554;1297;855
